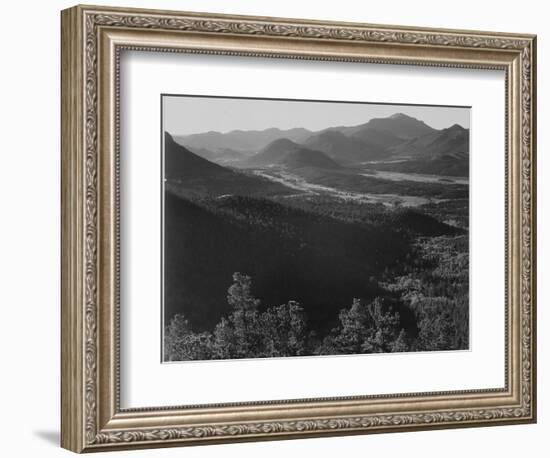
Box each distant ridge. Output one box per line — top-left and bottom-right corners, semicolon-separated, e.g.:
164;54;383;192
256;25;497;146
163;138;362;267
174;127;312;154
172;111;469;175
388;123;469;158
180;145;247;165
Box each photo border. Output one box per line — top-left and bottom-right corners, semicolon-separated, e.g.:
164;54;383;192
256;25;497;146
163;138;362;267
159;93;473;364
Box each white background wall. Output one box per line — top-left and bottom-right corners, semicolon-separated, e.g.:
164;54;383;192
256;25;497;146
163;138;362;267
0;0;546;456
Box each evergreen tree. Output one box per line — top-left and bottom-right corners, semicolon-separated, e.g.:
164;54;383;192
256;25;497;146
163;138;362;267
390;329;409;352
320;297;410;355
417;310;455;351
332;298;370;354
363;298;402;353
211;317;236;359
260;301;308;357
227;273;262;358
164;314;191;361
164;314;213;361
165;274;419;361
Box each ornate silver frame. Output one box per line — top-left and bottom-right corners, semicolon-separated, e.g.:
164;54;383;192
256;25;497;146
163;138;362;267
61;4;536;453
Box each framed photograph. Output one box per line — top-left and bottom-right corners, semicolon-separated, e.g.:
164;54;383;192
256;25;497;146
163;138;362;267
61;4;537;453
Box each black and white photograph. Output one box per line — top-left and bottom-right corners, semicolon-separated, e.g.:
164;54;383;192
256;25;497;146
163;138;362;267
162;95;470;362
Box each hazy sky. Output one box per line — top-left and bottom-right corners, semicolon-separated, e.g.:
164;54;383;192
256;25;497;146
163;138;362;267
163;95;470;136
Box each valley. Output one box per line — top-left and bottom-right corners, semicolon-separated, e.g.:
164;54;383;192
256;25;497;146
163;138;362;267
252;169;446;207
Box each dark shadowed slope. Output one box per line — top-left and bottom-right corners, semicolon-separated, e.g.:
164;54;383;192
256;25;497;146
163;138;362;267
163;192;414;333
165;131;233;180
164;131;292;196
164;192;459;334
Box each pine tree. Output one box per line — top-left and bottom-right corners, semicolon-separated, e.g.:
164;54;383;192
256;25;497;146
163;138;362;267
163;314;213;361
211;317;236;359
321;297;410;355
390;329;409;352
226;273;262;358
364;298;402;353
334;298;370;354
163;314;191;361
260;301;308;357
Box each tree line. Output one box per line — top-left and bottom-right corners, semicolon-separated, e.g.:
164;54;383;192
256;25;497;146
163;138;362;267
164;271;465;362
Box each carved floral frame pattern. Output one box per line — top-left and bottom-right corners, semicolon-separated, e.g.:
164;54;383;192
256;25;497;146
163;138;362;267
61;5;536;453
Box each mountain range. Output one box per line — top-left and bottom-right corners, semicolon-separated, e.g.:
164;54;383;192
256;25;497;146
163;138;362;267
335;112;437;140
172;112;469;176
387;123;469;158
173;127;312;154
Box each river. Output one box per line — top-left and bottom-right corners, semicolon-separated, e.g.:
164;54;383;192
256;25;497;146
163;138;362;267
253;170;446;208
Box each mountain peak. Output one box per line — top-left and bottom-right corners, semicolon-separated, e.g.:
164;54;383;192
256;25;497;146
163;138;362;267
447;123;466;131
359;113;436;140
245;138;301;166
389;112;414;120
262;137;300;151
247;137;340;169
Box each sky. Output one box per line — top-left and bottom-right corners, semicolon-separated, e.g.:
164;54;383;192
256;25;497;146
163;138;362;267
163;95;470;136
